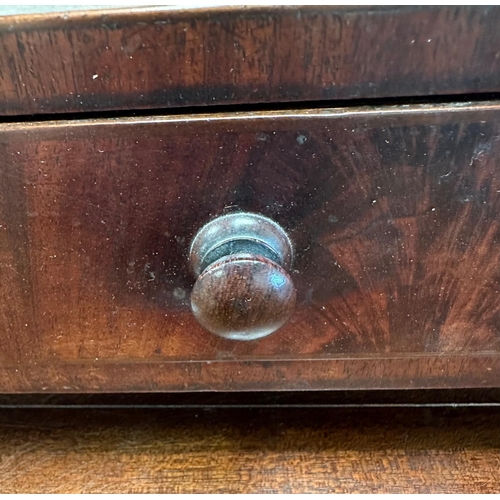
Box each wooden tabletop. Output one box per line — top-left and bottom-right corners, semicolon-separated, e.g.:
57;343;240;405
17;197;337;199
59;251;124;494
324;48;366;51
0;405;498;493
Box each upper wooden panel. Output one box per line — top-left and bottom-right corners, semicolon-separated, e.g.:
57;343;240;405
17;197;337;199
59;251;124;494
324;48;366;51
1;6;500;116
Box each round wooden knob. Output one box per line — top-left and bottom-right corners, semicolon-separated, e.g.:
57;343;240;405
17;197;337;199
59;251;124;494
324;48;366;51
191;254;296;341
189;213;296;341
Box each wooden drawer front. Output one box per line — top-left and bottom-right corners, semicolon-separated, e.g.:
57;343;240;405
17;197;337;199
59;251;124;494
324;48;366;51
1;103;499;392
2;6;500;115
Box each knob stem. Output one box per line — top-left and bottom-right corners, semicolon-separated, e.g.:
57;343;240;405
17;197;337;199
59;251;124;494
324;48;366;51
190;212;293;277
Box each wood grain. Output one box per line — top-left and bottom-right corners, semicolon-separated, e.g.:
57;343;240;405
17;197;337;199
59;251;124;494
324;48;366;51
192;255;296;341
0;102;500;392
2;6;500;116
0;406;498;493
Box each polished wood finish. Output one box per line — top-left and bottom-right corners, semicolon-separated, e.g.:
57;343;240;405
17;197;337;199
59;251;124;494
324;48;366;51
2;6;500;116
0;406;498;493
192;255;296;341
1;102;500;392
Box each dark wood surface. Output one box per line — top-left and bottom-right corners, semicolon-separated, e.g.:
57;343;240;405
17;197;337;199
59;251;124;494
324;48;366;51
192;254;297;341
2;6;500;116
1;102;500;392
0;406;498;493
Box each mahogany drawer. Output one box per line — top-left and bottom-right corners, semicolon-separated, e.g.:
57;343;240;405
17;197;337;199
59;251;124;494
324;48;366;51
0;102;499;392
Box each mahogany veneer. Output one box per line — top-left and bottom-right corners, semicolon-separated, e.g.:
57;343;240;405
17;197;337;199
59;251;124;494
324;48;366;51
0;102;499;392
2;6;500;115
